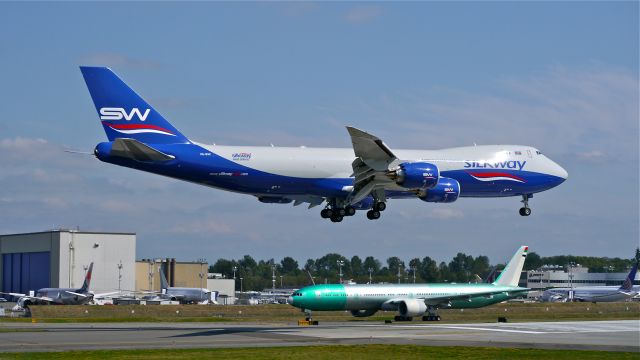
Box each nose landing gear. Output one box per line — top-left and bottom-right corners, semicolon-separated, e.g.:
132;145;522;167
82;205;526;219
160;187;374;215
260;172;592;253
519;194;532;216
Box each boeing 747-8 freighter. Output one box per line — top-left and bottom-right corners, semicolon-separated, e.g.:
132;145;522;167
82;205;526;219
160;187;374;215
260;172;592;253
80;67;567;222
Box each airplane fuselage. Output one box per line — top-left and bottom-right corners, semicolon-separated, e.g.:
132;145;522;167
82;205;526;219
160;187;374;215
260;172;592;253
95;142;567;202
290;283;528;312
543;286;640;303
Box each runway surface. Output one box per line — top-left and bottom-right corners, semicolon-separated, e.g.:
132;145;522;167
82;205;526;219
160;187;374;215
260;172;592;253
0;320;637;352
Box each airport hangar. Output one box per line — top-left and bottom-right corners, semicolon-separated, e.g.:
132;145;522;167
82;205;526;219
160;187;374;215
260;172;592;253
0;230;234;301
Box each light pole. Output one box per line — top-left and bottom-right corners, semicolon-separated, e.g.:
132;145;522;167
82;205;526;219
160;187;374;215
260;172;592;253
397;265;402;284
197;258;206;302
280;275;284;288
567;262;575;301
117;260;123;292
337;260;344;284
411;266;416;283
148;259;155;291
240;277;243;293
232;266;238;290
368;267;373;284
271;263;276;291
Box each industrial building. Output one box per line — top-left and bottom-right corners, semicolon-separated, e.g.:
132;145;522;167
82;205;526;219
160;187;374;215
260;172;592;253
134;259;209;291
1;230;236;303
0;230;136;295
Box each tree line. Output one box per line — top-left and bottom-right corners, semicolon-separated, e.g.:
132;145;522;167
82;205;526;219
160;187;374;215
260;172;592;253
209;249;639;291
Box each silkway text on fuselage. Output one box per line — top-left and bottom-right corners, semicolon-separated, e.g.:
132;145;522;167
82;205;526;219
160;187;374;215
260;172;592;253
463;161;526;171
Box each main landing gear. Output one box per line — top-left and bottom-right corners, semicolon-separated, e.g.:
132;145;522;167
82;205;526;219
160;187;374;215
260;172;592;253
366;201;386;220
519;194;532;216
320;198;387;222
422;306;441;321
320;205;356;223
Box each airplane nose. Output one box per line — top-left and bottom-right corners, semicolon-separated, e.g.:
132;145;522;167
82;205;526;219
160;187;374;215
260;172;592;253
286;296;293;305
549;160;568;181
556;164;568;180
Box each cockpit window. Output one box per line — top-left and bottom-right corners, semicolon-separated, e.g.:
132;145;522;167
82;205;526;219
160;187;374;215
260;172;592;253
514;151;522;155
536;151;542;155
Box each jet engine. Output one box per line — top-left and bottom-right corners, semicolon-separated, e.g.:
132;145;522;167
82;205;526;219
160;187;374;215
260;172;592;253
388;162;439;189
418;177;460;203
350;309;378;317
398;299;427;317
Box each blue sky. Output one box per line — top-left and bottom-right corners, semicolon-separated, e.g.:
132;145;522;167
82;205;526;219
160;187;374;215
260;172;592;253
0;2;638;265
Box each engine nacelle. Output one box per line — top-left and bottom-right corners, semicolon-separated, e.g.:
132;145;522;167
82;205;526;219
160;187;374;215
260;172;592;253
419;177;460;203
390;162;439;190
398;299;427;317
350;309;378;317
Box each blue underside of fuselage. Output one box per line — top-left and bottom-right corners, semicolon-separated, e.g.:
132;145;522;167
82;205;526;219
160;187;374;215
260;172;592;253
96;142;565;200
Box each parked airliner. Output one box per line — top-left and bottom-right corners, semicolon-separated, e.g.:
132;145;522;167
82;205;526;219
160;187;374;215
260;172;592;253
80;67;568;222
1;263;116;311
541;262;639;303
289;246;530;321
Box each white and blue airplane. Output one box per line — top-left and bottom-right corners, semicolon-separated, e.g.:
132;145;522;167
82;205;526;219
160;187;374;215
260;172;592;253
541;262;639;303
80;67;568;222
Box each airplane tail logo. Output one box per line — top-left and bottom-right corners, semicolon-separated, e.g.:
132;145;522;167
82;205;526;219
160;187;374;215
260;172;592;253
79;262;94;293
620;262;638;291
80;66;189;144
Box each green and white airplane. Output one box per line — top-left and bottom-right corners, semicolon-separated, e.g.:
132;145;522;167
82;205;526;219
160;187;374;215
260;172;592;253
289;246;530;321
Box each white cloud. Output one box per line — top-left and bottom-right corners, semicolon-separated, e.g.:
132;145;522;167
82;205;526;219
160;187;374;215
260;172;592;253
576;150;606;162
344;6;383;24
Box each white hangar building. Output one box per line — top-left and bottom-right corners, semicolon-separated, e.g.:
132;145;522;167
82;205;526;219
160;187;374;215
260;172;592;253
0;230;136;294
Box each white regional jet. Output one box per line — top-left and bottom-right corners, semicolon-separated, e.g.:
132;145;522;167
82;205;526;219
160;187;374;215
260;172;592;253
80;67;568;222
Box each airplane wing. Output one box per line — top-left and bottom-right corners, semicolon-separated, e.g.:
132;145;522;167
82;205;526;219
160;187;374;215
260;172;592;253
345;127;399;204
92;291;121;299
385;288;530;307
0;292;55;302
422;289;530;306
110;138;175;162
65;291;89;298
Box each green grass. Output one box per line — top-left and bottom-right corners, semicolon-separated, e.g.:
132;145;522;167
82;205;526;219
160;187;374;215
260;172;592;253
0;345;636;359
6;302;636;324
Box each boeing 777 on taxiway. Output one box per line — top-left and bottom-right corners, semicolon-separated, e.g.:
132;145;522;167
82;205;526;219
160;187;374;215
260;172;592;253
289;246;530;321
80;67;567;222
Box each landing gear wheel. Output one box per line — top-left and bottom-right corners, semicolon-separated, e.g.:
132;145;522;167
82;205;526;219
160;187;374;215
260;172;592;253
374;202;386;211
519;194;532;216
330;215;343;223
366;210;381;220
336;208;346;217
345;206;356;216
320;209;331;218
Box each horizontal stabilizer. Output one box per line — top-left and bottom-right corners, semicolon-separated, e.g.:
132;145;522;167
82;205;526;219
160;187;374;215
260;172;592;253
110;138;175;162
